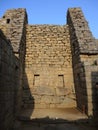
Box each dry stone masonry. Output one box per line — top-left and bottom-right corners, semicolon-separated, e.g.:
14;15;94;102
24;25;75;109
67;8;98;116
0;7;98;129
0;29;19;130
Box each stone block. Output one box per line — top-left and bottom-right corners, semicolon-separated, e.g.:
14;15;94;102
32;86;55;95
56;88;70;96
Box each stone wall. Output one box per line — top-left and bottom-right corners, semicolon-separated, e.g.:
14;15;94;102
23;25;76;109
85;66;98;118
0;8;28;54
67;8;98;116
67;8;87;113
0;8;27;129
0;8;28;113
0;29;19;130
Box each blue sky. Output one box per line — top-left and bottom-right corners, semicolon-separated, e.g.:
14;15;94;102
0;0;98;38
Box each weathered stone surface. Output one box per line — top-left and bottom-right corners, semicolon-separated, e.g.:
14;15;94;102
32;86;55;95
0;29;20;130
0;8;27;130
24;24;75;109
67;8;98;117
0;7;98;130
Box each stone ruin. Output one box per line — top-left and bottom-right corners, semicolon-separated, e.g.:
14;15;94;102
0;7;98;129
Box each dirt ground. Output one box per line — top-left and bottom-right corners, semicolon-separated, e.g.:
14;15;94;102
18;122;97;130
13;108;97;130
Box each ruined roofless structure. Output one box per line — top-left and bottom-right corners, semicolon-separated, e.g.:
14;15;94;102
0;7;98;129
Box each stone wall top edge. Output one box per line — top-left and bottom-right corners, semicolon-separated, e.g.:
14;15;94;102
1;8;27;18
6;7;81;13
5;8;26;12
26;24;68;28
67;7;82;12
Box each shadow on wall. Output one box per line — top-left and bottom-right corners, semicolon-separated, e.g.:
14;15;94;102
21;71;35;118
74;62;88;115
0;29;35;129
91;72;98;122
0;29;20;130
18;27;35;120
67;11;88;115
